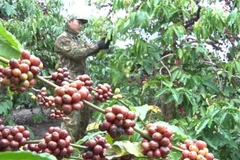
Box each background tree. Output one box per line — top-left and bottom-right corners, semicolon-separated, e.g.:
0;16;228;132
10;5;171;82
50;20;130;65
0;0;64;118
84;0;240;159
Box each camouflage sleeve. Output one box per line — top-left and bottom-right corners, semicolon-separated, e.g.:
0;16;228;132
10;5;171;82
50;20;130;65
54;36;100;61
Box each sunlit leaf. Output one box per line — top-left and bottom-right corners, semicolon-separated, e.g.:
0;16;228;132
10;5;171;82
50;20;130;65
148;105;161;113
134;104;149;120
76;131;106;145
86;122;101;131
104;141;144;159
0;151;56;160
0;23;23;59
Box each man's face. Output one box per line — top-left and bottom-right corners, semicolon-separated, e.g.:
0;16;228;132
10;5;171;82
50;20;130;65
68;19;83;34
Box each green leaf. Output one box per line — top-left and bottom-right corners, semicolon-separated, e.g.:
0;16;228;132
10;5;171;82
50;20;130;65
142;59;152;75
136;11;150;28
76;131;106;145
162;80;173;88
153;0;160;6
0;100;12;116
134;104;149;120
234;61;240;72
154;87;169;98
104;141;144;159
195;119;210;135
227;9;237;26
177;48;183;59
203;134;219;150
203;81;219;93
171;69;180;82
184;91;197;111
170;89;180;104
0;151;56;160
0;23;23;59
168;150;182;160
173;25;185;40
231;98;240;104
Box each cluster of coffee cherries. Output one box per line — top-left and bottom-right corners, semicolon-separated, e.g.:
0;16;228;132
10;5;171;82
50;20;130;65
49;108;64;120
82;135;111;160
37;87;55;109
92;83;113;102
141;123;173;158
51;68;71;86
76;74;93;91
54;81;91;115
26;127;73;160
99;105;136;138
0;50;43;92
180;139;214;160
0;119;31;151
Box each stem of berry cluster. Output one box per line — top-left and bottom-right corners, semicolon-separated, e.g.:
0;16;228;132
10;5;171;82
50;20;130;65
70;143;88;150
25;140;88;150
82;100;105;113
0;56;9;64
133;127;151;140
36;75;59;88
172;145;184;152
69;157;81;159
25;140;42;144
31;87;40;92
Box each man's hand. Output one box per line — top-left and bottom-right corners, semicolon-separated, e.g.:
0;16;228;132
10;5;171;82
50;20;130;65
97;38;111;50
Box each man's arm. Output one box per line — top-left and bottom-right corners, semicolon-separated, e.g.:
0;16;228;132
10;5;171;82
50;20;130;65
54;36;100;61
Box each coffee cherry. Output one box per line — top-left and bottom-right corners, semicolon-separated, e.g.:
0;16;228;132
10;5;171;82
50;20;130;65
76;74;93;91
53;83;91;116
141;124;173;159
37;87;55;109
21;50;31;60
27;127;73;159
0;50;42;93
180;139;214;160
93;83;113;102
9;58;20;69
82;135;110;160
51;68;71;86
49;108;64;120
99;105;136;138
0;124;30;151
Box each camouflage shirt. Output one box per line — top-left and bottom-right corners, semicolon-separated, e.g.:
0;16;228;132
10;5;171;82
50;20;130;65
54;27;100;79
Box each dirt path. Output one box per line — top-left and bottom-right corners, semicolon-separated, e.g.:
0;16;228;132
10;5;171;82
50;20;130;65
12;107;61;139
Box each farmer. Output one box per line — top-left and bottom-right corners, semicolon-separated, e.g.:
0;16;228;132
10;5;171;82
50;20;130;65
54;15;111;141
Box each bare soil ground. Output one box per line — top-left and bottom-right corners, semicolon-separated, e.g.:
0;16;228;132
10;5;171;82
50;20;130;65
12;107;61;139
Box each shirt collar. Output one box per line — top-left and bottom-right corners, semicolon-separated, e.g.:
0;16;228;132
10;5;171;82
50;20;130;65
65;26;78;39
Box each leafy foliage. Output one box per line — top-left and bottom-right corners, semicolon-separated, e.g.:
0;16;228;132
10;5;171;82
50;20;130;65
0;23;22;59
0;151;56;160
86;0;240;159
0;0;65;112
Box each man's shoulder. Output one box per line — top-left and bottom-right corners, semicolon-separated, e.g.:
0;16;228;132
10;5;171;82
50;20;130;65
56;31;70;40
55;32;70;48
